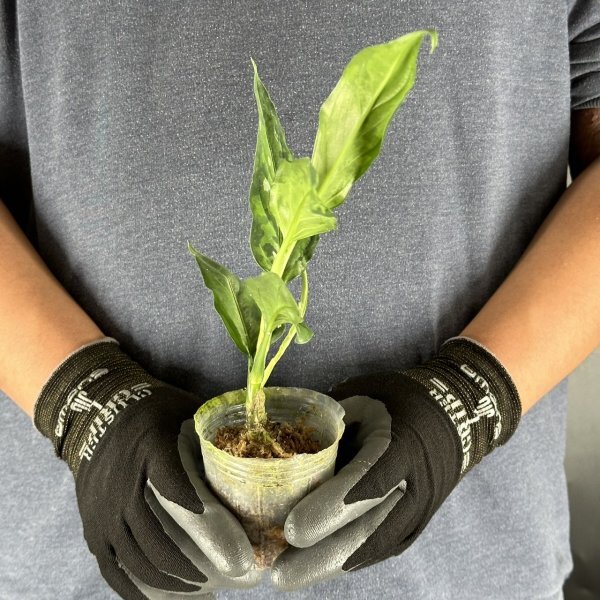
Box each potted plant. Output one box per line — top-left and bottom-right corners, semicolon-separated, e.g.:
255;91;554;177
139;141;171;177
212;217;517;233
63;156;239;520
189;29;438;569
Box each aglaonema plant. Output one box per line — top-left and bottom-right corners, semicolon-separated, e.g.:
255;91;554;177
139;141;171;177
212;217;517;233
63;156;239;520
188;29;438;447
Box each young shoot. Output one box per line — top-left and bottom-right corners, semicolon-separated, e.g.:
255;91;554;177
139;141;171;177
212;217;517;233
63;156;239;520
187;29;438;448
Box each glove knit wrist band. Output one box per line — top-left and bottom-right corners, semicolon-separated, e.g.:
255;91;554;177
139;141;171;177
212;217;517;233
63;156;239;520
33;338;164;477
402;336;521;476
31;336;119;423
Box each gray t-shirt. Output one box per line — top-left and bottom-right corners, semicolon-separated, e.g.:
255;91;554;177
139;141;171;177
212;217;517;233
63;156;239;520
1;1;598;598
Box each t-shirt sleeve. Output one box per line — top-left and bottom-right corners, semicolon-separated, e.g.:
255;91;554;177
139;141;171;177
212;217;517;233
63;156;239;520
0;0;34;238
568;0;600;109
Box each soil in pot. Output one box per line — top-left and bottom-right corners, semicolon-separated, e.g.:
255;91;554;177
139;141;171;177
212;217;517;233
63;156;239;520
213;417;321;458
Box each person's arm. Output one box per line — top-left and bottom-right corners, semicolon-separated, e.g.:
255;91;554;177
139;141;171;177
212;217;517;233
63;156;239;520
459;107;600;414
0;199;106;416
0;199;262;597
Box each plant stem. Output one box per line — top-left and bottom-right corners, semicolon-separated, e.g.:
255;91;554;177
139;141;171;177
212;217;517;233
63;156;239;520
245;236;303;439
246;317;272;429
270;238;295;278
298;266;309;314
261;268;309;387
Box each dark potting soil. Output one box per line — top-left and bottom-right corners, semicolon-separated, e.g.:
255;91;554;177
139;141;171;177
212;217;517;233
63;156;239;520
213;419;321;458
251;525;288;569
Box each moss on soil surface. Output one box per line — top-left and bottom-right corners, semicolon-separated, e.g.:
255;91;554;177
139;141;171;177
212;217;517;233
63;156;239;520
213;419;321;458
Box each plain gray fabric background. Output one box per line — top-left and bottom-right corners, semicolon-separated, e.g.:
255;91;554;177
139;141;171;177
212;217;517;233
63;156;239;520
1;1;599;598
563;346;600;598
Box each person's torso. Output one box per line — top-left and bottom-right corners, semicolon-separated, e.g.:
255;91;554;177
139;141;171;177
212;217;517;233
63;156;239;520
0;1;573;597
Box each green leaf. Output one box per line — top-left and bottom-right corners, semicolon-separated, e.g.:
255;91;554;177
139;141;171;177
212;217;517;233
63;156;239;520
271;323;287;345
294;321;314;344
243;271;304;335
187;241;260;356
248;58;294;273
281;235;319;283
269;157;337;243
312;29;438;209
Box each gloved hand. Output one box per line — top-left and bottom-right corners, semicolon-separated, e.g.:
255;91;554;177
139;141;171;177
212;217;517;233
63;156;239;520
33;337;261;599
270;336;522;590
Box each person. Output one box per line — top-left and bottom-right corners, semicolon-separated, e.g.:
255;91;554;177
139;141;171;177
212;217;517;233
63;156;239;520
1;1;599;599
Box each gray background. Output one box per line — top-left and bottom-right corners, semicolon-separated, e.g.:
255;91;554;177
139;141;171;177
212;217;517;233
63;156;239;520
562;167;600;600
564;346;600;598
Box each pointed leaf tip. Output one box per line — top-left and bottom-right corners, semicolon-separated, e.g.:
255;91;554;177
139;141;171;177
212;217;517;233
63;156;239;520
426;29;438;54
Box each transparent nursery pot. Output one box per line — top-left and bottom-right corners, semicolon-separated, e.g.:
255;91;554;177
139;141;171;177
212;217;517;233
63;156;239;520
194;386;345;569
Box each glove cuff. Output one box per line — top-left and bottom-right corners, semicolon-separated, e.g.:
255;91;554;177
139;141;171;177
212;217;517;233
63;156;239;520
402;336;521;476
33;337;163;477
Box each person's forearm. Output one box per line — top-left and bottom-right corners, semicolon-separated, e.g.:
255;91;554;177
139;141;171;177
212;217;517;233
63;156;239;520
460;156;600;414
0;200;106;417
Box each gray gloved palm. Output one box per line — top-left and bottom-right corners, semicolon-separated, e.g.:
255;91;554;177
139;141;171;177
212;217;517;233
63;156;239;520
33;338;261;599
270;337;521;591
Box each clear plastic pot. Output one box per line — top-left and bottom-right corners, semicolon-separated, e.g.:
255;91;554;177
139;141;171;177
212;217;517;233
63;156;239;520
194;386;345;569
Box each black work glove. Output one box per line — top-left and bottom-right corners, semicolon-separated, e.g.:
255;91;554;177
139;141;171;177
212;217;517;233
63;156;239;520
271;336;521;590
33;337;260;599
